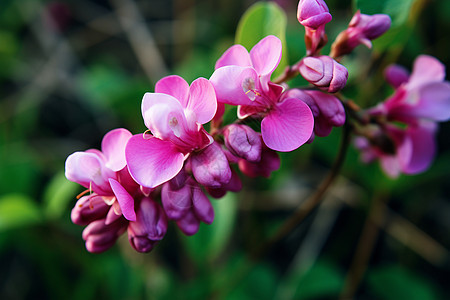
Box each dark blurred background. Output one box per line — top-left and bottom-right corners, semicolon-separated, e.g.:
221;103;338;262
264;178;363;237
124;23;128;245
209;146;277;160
0;0;449;299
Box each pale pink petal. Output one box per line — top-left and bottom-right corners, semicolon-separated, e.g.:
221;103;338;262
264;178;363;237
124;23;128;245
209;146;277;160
380;155;401;178
410;82;450;121
141;93;187;139
261;98;314;152
408;55;445;89
101;128;132;172
126;135;185;188
155;75;189;107
210;65;258;106
186;77;217;124
401;122;437;174
108;178;136;221
249;35;282;77
215;44;252;69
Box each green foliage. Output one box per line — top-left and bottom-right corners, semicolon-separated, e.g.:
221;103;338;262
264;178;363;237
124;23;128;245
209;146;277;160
368;265;439;300
235;2;288;78
43;171;79;219
355;0;415;26
0;194;41;230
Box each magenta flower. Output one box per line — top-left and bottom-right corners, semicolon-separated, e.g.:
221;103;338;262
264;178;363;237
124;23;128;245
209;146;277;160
298;55;348;93
371;55;450;124
210;35;314;152
223;124;262;162
65;128;137;221
297;0;332;55
238;138;281;178
82;216;128;253
355;122;437;178
331;10;391;57
126;75;224;188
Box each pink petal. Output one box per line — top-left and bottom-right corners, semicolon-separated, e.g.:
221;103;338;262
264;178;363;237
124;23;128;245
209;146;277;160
155;75;189;107
249;35;282;77
186;77;217;124
161;181;192;220
141;93;187;139
209;65;258;106
215;44;252;69
261;98;314;152
408;55;445;89
126;135;185;188
401;122;437;174
108;178;136;221
101;128;132;172
192;185;214;224
412;82;450;121
176;211;200;236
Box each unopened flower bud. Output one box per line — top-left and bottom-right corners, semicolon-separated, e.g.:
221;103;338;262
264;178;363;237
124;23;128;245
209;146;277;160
331;11;391;58
190;142;231;188
128;197;167;253
238;139;280;178
71;195;110;226
223;124;262;162
297;0;332;29
161;179;192;220
384;64;410;88
82;217;127;253
299;56;348;93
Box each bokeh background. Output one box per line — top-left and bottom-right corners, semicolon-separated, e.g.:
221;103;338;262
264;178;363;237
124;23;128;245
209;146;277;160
1;0;449;299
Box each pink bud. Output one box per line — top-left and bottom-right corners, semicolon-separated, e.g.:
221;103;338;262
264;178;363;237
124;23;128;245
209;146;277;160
176;211;200;236
223;124;262;162
161;180;192;220
82;217;127;253
207;169;242;198
239;140;280;178
299;56;348;93
384;64;410;88
127;197;168;253
192;185;214;224
331;11;391;57
297;0;332;29
190;142;232;188
71;195;110;226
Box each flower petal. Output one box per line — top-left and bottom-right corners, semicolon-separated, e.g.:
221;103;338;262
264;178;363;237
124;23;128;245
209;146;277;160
408;55;445;89
155;75;190;107
126;135;185;188
210;65;259;106
108;178;136;221
186;77;217;124
141;93;188;139
190;142;231;187
215;44;252;69
249;35;282;77
102;128;133;172
261;98;314;152
192;185;214;224
411;82;450;121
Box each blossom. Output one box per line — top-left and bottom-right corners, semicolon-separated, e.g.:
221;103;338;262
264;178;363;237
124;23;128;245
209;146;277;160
331;10;391;57
210;35;314;152
354;122;437;178
223;124;262;162
298;55;348;93
371;55;450;124
125;75;232;188
297;0;332;55
65;128;137;221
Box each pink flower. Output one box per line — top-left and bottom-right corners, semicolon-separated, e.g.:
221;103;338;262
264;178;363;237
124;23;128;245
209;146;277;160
298;55;348;93
223;124;262;162
65;128;137;221
82;216;128;253
238;138;281;178
331;11;391;57
297;0;332;55
355;122;437;178
210;35;314;152
126;75;224;188
372;55;450;124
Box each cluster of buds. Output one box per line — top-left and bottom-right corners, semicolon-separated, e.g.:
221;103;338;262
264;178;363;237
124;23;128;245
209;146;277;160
65;0;448;253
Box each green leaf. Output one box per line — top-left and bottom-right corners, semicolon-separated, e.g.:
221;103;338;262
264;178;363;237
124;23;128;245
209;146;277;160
235;2;288;78
43;171;79;219
368;265;439;300
182;192;237;264
0;194;41;230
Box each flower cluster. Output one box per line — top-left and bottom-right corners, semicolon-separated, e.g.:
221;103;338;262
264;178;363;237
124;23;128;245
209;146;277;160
65;0;448;253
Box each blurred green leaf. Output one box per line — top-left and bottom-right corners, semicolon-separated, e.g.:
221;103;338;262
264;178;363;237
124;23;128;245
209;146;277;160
0;194;41;230
292;260;344;299
229;263;278;300
368;265;438;300
235;2;288;78
182;192;237;264
355;0;415;26
43;171;79;219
